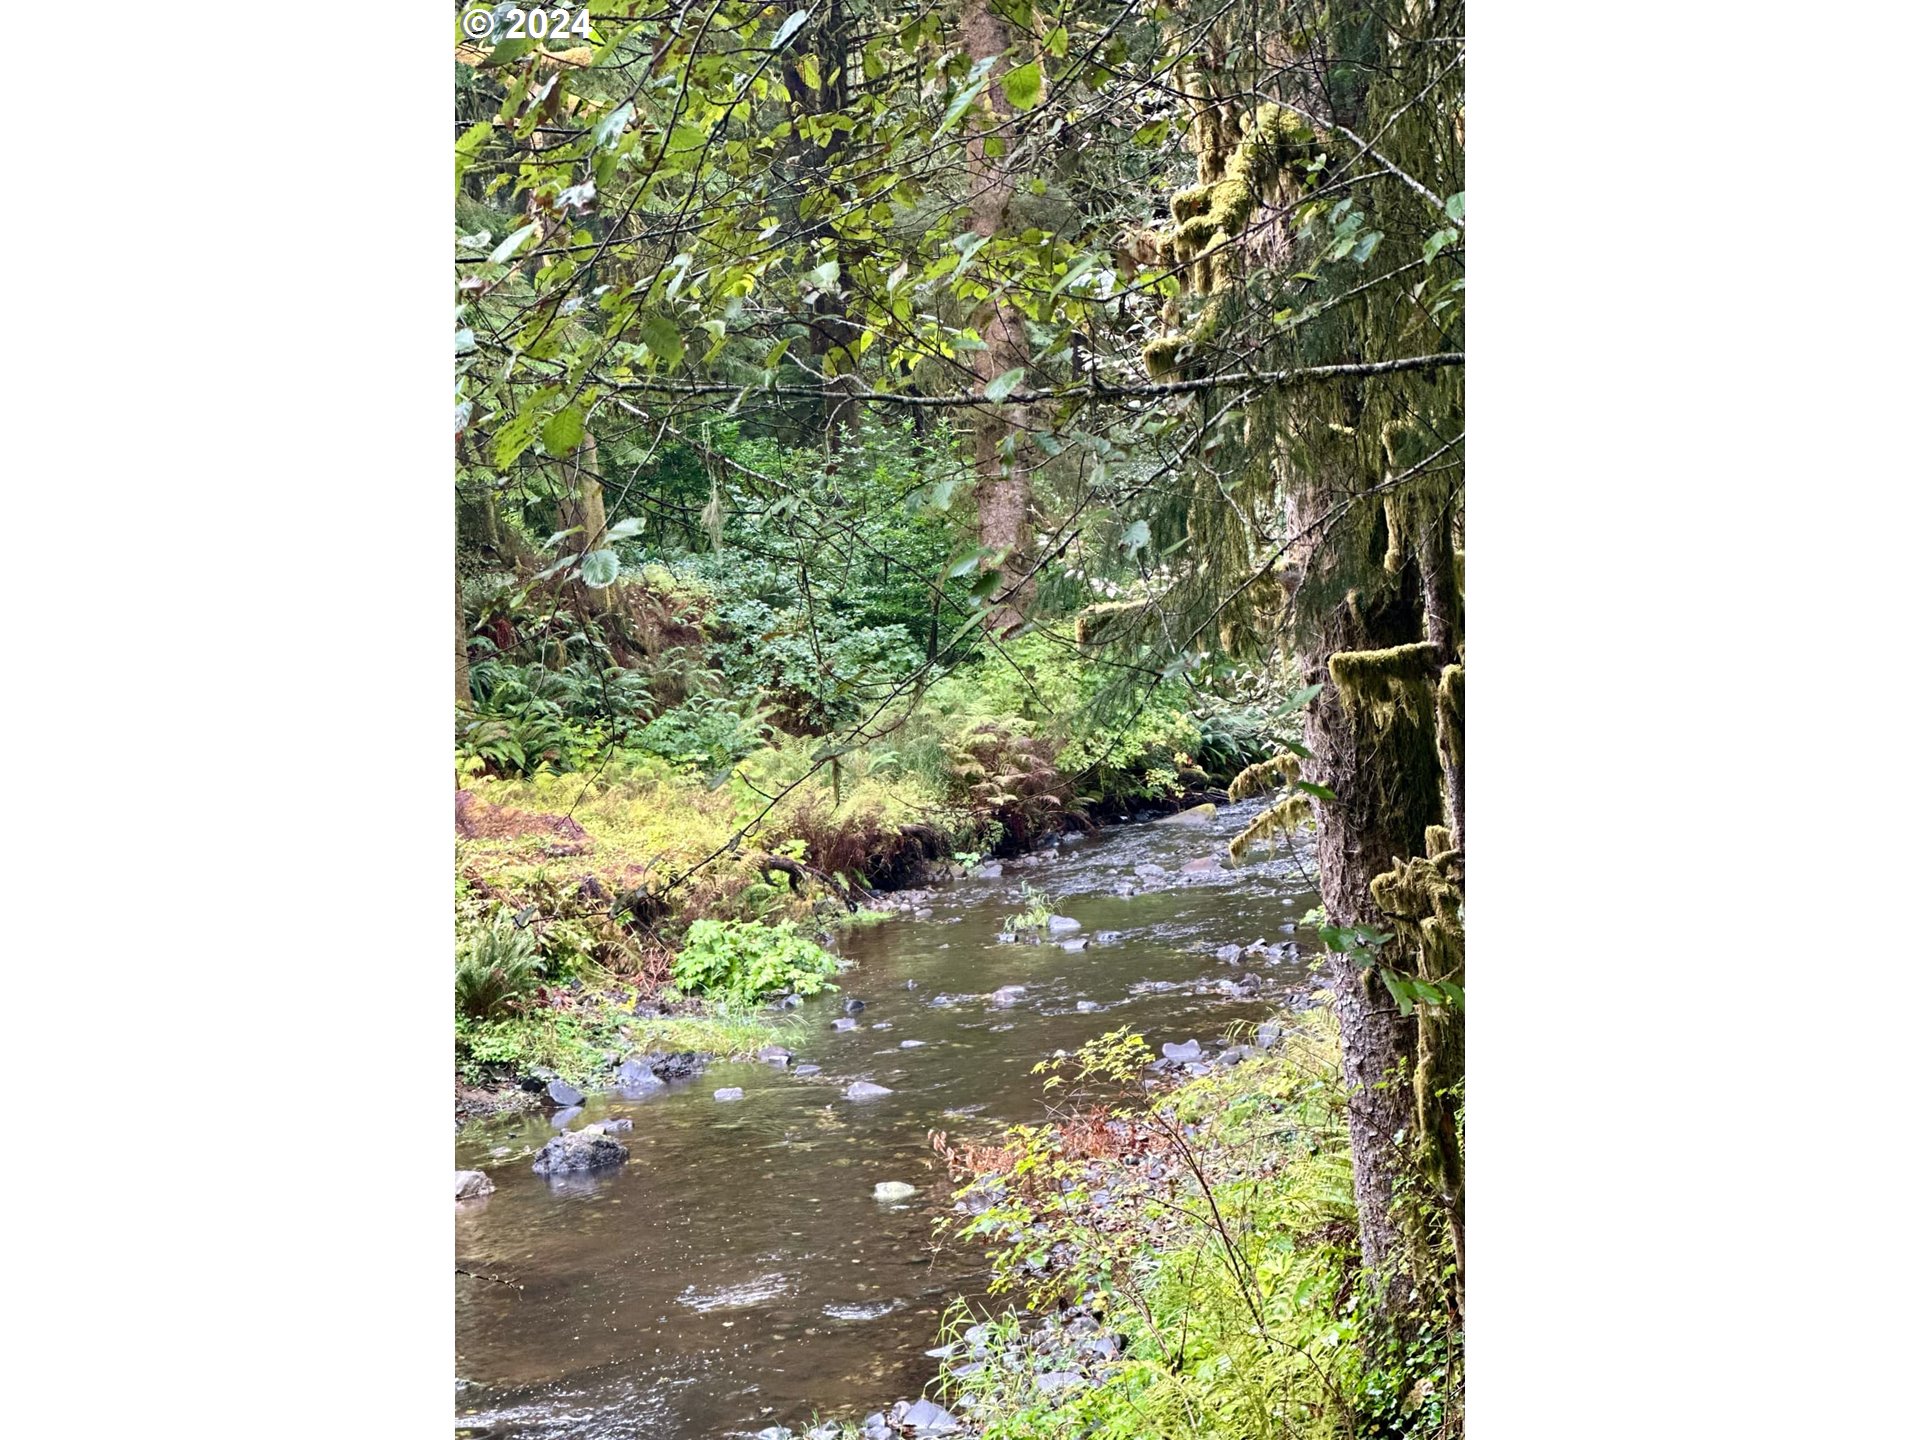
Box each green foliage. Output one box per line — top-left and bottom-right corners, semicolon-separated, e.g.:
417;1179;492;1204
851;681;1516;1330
454;916;543;1020
669;920;841;1008
1001;883;1056;936
937;1014;1462;1440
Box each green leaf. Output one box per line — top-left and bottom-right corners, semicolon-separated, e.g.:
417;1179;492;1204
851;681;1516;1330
1422;225;1460;263
1120;519;1150;555
937;56;1000;137
1002;61;1042;111
541;406;585;456
1352;229;1383;263
593;102;634;150
1445;191;1465;223
641;314;684;368
771;8;810;49
453;328;475;355
604;516;645;543
489;225;538;265
1294;780;1336;802
1045;26;1068;58
580;550;620;588
983;367;1026;403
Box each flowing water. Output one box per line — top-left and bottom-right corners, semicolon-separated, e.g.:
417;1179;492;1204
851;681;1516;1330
455;799;1322;1438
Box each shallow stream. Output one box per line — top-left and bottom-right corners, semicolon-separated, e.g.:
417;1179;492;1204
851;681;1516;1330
455;798;1322;1437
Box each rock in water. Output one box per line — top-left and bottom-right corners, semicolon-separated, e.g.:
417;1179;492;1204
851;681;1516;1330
1076;1000;1102;1012
757;1046;793;1067
844;1081;894;1101
899;1039;928;1049
975;861;1003;878
546;1079;584;1107
1134;862;1166;878
614;1059;656;1087
899;1398;959;1434
1162;1038;1204;1063
1255;1021;1281;1049
1060;937;1088;952
1156;803;1218;826
988;985;1026;1007
832;1017;859;1031
1181;856;1220;874
530;1131;628;1176
454;1170;494;1200
1216;943;1243;963
713;1087;745;1102
598;1116;633;1133
873;1181;917;1201
793;1064;822;1077
843;997;867;1014
1047;914;1082;934
549;1105;583;1129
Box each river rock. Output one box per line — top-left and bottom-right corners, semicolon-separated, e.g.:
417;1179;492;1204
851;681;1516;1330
1255;1021;1281;1048
1076;1000;1101;1012
597;1116;633;1133
545;1079;584;1107
844;1081;894;1101
758;1046;793;1067
1060;937;1088;952
1047;914;1082;933
454;1170;494;1200
1134;862;1166;878
646;1051;702;1081
778;993;805;1009
874;1181;917;1201
1094;930;1122;945
1216;943;1243;963
1156;803;1217;826
975;861;1003;878
844;997;867;1014
549;1105;583;1128
793;1064;822;1077
989;985;1027;1007
1181;856;1221;874
899;1398;960;1435
1162;1038;1204;1063
713;1087;745;1102
531;1130;628;1176
900;1038;927;1048
833;1017;859;1031
1035;1371;1083;1395
615;1059;658;1088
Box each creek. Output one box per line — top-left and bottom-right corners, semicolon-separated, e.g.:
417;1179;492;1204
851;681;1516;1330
455;797;1322;1438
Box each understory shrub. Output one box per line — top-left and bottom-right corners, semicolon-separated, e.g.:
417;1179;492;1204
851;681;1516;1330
669;919;840;1007
454;917;543;1020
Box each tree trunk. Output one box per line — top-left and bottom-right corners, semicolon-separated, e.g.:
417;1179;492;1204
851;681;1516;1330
554;432;610;619
785;0;861;454
1288;469;1445;1292
960;0;1033;630
455;576;471;708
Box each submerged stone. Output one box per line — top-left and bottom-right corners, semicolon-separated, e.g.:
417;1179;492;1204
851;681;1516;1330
873;1181;917;1201
1046;915;1082;933
549;1105;583;1129
844;1081;894;1101
713;1087;745;1102
545;1079;584;1107
454;1170;494;1201
833;1018;859;1031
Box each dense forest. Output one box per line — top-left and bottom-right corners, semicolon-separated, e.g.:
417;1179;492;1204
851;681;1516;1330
454;2;1464;1435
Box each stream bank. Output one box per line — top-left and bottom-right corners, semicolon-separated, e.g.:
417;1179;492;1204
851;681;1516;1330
455;797;1320;1438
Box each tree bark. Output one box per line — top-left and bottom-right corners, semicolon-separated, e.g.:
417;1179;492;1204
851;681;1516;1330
960;0;1034;630
554;432;610;619
1288;469;1444;1290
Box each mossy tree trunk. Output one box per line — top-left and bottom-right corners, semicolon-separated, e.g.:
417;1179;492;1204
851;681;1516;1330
554;432;610;621
961;0;1034;631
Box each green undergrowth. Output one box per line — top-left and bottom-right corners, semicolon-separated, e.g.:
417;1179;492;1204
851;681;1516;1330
928;1010;1463;1440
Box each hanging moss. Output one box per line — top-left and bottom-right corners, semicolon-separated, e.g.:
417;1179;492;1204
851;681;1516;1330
1369;850;1464;1198
1424;824;1453;858
1436;663;1463;776
1074;598;1152;648
1327;640;1440;730
1227;792;1313;862
1228;751;1302;801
